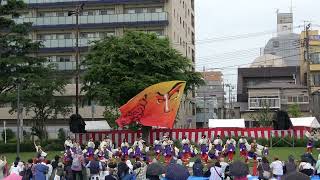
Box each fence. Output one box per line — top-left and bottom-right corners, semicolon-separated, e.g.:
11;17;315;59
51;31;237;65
74;127;308;147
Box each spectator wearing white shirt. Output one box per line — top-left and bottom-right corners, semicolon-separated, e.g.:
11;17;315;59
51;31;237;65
270;157;284;178
209;162;223;180
46;160;53;180
10;161;22;175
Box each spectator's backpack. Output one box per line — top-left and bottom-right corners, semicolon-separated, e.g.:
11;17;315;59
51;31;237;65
89;161;100;175
56;167;64;176
72;156;81;170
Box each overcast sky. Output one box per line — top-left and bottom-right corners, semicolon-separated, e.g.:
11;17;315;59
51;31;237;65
195;0;320;88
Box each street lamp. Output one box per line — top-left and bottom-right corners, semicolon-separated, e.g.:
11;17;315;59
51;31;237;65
68;3;84;117
12;77;25;158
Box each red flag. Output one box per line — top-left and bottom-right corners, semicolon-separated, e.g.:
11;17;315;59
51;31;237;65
116;81;186;128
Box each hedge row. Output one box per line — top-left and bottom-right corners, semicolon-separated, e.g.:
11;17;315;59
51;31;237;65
0;140;64;153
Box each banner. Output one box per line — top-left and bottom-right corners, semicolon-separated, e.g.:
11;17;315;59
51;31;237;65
116;81;186;128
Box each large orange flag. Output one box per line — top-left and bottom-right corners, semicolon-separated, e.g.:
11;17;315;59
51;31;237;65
116;81;186;129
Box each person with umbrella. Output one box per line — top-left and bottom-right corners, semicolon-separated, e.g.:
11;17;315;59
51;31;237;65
229;160;249;180
117;161;135;180
165;159;190;180
146;160;165;180
192;158;204;177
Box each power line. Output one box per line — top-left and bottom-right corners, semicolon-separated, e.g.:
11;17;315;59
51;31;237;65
196;53;305;70
171;25;304;45
196;46;301;66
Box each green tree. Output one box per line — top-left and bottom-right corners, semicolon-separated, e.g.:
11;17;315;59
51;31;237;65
0;0;70;141
288;103;301;118
249;104;274;127
83;32;204;128
22;74;71;141
0;0;46;94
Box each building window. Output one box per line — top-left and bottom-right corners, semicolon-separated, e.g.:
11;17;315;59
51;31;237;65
56;33;71;39
310;53;320;64
180;17;182;24
57;56;72;62
273;41;280;48
46;56;53;62
81;10;95;16
312;73;320;86
287;95;309;103
100;9;115;15
56;12;67;17
146;29;164;36
249;97;280;109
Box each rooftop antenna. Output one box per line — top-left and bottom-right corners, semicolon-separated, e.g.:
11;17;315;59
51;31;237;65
290;0;293;14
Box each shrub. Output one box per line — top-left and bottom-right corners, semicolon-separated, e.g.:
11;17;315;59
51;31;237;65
0;143;34;153
1;129;15;141
57;128;66;142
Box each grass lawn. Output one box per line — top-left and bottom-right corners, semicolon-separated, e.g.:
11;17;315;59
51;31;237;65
2;147;317;166
2;151;62;164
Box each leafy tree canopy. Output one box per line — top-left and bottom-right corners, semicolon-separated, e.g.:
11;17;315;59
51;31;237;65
83;31;204;108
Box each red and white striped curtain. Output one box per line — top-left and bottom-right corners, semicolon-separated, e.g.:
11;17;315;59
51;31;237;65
75;127;307;146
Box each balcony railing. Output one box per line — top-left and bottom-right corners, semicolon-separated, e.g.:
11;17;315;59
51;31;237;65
14;12;168;26
44;61;86;70
24;0;92;3
36;37;100;48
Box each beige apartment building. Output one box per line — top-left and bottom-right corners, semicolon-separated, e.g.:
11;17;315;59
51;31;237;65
0;0;196;134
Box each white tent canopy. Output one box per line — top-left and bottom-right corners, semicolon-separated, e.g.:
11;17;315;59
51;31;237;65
290;117;320;128
85;121;111;132
208;119;245;128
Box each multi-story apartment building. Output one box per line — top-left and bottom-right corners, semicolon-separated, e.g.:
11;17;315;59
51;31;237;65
0;0;196;135
195;71;224;128
300;30;320;118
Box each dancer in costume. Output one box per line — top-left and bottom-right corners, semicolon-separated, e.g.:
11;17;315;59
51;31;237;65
100;137;107;150
121;138;129;159
226;140;236;161
199;135;209;163
64;137;73;149
163;136;173;164
262;145;269;157
307;139;314;153
133;136;144;158
154;138;162;160
213;135;223;152
238;136;248;158
105;136;113;151
86;138;95;160
181;136;191;160
247;141;257;162
208;142;218;160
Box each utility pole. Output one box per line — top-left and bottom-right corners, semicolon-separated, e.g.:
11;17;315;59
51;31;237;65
203;66;207;127
68;3;84;117
222;82;225;119
16;81;20;158
305;23;313;114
